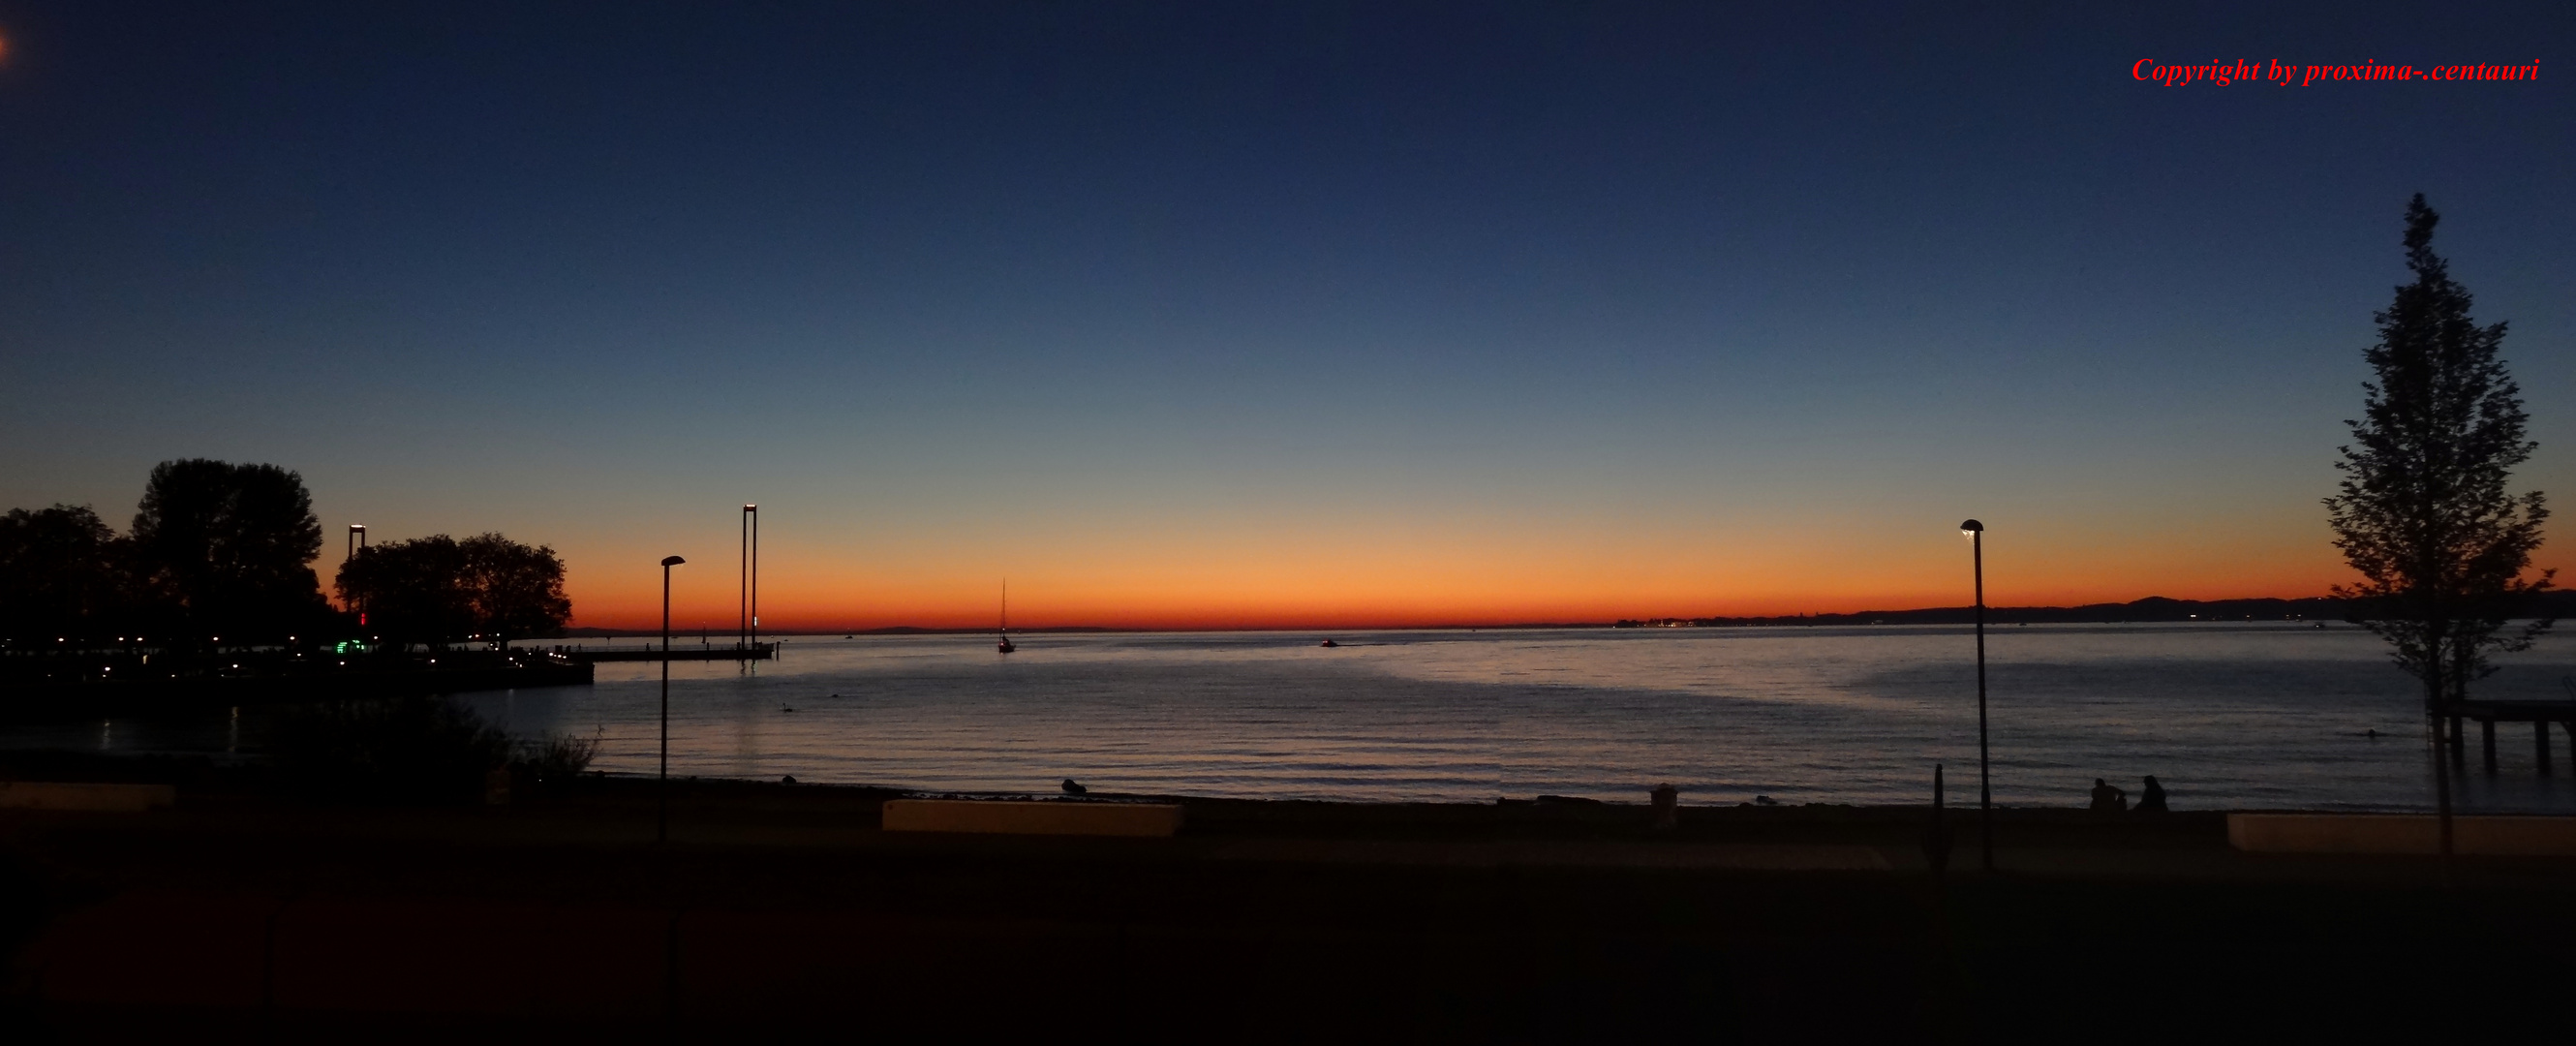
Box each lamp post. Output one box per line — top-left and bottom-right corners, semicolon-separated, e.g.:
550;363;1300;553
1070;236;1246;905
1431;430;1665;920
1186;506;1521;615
659;555;685;844
1960;519;1992;872
741;504;758;658
346;525;367;624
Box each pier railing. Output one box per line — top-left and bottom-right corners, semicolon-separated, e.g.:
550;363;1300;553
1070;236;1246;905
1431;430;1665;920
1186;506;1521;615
541;642;778;662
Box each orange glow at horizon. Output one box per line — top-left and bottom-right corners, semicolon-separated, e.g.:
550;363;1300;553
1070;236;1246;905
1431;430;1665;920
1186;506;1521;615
550;512;2499;631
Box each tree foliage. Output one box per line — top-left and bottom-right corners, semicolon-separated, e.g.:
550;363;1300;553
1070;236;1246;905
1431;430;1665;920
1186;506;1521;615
337;535;474;645
5;462;577;653
335;533;571;647
129;459;329;642
2325;195;2553;704
457;533;574;643
0;505;129;643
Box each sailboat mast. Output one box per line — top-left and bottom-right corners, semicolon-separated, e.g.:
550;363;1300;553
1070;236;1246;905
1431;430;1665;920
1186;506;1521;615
996;580;1017;653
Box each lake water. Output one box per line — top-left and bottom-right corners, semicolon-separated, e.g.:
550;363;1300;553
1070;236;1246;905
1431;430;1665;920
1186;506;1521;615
23;625;2576;812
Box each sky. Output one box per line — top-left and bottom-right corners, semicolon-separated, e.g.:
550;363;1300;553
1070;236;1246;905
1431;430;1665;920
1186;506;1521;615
2;2;2571;631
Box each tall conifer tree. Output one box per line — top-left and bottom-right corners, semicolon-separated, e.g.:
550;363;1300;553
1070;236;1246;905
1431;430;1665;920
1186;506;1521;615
2326;195;2553;707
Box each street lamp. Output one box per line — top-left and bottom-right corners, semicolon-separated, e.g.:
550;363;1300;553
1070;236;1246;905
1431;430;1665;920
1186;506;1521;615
659;554;685;845
741;504;758;659
346;525;368;623
1960;519;1992;872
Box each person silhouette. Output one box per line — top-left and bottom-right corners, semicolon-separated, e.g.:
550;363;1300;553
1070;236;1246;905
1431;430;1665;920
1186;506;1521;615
2135;776;2168;814
2089;778;2127;814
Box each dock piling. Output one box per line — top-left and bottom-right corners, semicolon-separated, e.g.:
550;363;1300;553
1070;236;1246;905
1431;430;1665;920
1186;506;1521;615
2439;702;2573;778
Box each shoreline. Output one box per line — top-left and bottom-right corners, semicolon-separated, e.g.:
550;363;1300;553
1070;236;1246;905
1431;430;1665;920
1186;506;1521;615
0;747;2537;833
6;752;2573;1036
4;747;2558;817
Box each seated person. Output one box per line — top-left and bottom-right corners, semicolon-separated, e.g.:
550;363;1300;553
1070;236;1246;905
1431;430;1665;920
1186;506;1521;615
2089;778;2127;813
2135;775;2169;814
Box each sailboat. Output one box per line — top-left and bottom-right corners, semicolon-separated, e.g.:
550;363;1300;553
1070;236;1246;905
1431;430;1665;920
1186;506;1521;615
997;581;1016;654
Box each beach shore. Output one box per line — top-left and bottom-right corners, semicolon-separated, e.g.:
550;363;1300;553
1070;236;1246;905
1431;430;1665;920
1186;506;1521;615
4;754;2571;1040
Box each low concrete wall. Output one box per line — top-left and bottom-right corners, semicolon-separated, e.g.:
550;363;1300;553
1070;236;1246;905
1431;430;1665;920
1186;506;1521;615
0;782;176;813
881;799;1183;837
2228;814;2576;856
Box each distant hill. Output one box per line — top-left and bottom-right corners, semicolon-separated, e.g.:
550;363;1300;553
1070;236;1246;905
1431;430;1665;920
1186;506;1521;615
554;625;1118;637
1619;591;2576;628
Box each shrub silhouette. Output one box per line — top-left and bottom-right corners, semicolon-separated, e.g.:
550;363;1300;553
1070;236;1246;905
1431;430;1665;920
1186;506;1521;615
269;695;513;804
514;728;602;794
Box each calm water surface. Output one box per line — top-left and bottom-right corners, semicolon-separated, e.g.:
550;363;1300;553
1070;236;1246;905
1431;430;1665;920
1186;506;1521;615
24;625;2576;812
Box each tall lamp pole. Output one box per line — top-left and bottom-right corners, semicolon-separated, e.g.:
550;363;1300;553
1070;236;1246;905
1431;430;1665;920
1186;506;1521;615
739;508;749;650
346;525;367;625
1960;519;1992;872
741;504;758;656
659;555;685;844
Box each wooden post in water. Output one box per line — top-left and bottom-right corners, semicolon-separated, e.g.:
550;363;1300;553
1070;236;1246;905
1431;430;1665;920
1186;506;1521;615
2482;720;2497;774
1921;764;1954;876
2539;722;2554;776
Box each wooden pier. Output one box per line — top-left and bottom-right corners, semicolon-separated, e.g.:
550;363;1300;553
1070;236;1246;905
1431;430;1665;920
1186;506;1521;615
552;642;777;663
2438;700;2576;775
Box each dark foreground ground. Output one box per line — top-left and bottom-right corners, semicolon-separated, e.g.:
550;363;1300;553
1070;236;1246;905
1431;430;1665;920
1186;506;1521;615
3;754;2571;1042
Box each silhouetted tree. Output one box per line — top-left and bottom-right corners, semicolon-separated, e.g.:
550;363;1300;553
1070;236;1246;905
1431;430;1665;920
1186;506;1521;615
336;536;473;649
2325;195;2554;709
458;533;572;645
336;533;570;649
0;505;129;644
128;460;329;644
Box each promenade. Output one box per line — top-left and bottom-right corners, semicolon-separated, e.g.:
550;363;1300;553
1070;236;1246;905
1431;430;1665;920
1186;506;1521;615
6;773;2572;1040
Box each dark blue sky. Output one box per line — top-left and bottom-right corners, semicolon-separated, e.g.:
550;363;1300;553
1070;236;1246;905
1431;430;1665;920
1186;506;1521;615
3;2;2570;625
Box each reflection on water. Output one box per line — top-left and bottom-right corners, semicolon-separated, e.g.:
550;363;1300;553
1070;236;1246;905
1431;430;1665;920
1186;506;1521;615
14;625;2576;812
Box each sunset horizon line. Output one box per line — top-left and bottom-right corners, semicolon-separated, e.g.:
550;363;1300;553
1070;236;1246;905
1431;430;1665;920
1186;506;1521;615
557;590;2403;635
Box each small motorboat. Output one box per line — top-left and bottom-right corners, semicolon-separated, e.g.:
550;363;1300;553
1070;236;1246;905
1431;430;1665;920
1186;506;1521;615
1318;639;1339;648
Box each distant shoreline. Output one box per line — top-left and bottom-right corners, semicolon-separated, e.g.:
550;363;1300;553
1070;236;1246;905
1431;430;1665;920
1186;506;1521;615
552;624;1611;638
556;591;2576;637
